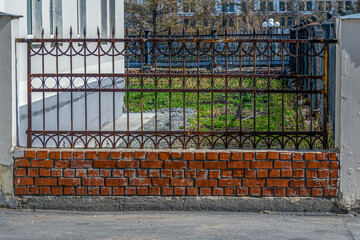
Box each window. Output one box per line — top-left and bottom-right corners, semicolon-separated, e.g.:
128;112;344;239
268;2;274;11
27;0;33;35
345;1;351;10
318;1;324;11
306;1;312;11
78;0;86;36
260;1;265;12
229;3;235;12
50;0;63;37
280;17;285;26
326;1;332;11
280;1;286;11
287;17;293;26
299;1;305;11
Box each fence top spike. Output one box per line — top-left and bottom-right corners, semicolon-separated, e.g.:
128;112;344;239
125;27;128;38
55;26;58;38
41;28;44;39
225;28;228;38
83;27;86;38
153;28;157;37
182;27;185;37
196;28;199;37
97;27;100;38
69;26;73;38
168;27;171;37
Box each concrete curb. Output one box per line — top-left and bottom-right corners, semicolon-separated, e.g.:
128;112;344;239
16;196;341;212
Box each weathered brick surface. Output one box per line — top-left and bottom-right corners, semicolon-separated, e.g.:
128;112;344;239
14;150;339;197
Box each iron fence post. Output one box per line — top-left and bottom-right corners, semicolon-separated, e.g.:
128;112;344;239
144;27;151;66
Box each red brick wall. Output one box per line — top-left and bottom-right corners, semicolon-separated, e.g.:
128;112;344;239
14;150;339;197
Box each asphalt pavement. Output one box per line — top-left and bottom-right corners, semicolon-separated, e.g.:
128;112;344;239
0;209;359;240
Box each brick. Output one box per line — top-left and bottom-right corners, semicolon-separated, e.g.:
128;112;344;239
74;152;85;159
330;161;339;170
161;187;173;196
85;151;97;160
311;188;323;197
324;188;338;197
159;152;170;160
185;170;196;178
137;169;148;178
113;169;124;177
268;152;279;160
161;170;172;178
106;178;128;187
207;152;218;160
204;161;226;169
63;169;75;177
281;169;292;178
229;161;249;169
250;161;272;169
15;159;30;167
76;187;87;195
219;153;230;160
262;188;274;197
15;178;33;186
197;170;208;178
274;161;291;169
293;170;304;178
213;188;224;196
134;151;146;160
98;151;109;160
307;179;328;188
171;152;183;160
245;170;256;178
293;161;306;169
257;169;268;178
200;188;211;196
189;161;203;169
183;152;194;160
110;152;121;159
279;153;291;160
172;170;184;178
113;187;125;195
274;188;286;196
237;187;248;196
54;160;69;168
28;169;39;177
35;151;48;159
94;160;116;168
76;169;87;177
137;187;148;196
233;169;244;177
88;187;100;195
147;152;158;160
249;188;261;196
71;160;92;168
256;152;267;160
152;178;170;187
100;169;111;177
49;151;61;159
187;187;198;196
141;160;163;169
39;187;51;195
118;160;139;168
329;153;338;160
290;180;305;188
39;168;51;177
221;170;232;178
52;169;62;177
287;188;298;197
88;169;99;177
64;187;75;195
320;162;329;169
28;186;38;195
292;153;303;160
330;179;338;188
242;152;254;160
149;170;160;178
61;152;73;159
225;187;236;196
129;178;151;186
304;153;316;160
52;187;63;195
316;152;328;161
58;178;80;186
15;187;26;195
34;178;57;186
230;152;242;160
219;179;241;187
24;150;36;158
165;161;187;169
318;170;330;178
267;179;289;187
122;152;134;160
269;169;280;177
299;188;310;196
209;170;220;178
149;187;160;196
174;187;186;196
32;160;53;168
195;179;217;187
195;152;206;160
330;170;339;178
307;161;321;169
243;179;265;187
306;170;317;178
171;179;193;187
82;178;104;186
15;169;26;177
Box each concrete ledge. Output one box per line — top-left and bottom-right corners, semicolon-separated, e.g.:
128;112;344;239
16;196;341;212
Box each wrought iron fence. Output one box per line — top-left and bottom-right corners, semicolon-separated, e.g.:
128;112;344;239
17;28;336;149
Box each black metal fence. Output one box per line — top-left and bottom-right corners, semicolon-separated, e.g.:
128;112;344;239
17;27;336;150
